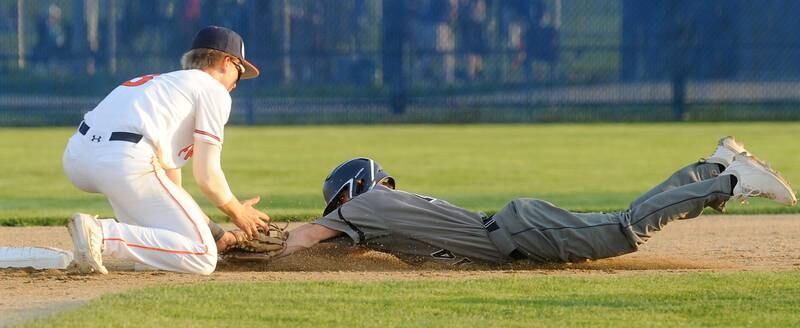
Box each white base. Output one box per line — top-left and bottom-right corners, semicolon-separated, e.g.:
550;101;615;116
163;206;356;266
0;247;74;270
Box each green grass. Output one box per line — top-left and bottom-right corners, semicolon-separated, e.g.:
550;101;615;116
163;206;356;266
25;272;800;327
2;123;799;226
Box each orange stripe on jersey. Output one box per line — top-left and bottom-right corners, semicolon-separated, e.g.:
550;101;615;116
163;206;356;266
193;129;221;142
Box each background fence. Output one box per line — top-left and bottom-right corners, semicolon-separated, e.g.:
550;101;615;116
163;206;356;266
2;0;800;125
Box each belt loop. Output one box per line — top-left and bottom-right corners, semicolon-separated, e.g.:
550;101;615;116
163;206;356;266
78;121;90;135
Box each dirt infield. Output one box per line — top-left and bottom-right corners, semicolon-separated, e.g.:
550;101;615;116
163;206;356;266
2;215;799;326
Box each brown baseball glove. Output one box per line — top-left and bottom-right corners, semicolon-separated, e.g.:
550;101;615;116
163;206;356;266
221;223;289;262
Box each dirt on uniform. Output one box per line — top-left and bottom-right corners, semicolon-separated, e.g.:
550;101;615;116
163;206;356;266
2;215;799;326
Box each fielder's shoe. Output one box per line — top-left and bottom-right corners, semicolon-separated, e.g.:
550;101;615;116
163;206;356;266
67;213;108;274
706;136;749;167
720;153;797;206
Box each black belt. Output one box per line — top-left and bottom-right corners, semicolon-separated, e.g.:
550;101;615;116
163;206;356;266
79;122;143;144
482;215;527;260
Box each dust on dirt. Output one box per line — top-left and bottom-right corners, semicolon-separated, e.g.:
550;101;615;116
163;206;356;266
1;215;799;326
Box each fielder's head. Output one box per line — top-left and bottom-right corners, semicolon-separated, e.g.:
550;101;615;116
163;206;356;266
322;157;395;215
181;26;260;91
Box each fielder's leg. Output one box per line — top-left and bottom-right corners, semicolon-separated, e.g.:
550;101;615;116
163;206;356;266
64;133;217;274
101;167;218;275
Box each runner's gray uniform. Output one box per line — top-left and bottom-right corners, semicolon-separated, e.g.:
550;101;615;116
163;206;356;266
314;162;731;264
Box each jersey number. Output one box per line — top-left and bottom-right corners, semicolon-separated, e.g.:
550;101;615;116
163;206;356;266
121;74;159;87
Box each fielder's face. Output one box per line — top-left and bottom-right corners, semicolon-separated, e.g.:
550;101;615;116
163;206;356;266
220;56;245;92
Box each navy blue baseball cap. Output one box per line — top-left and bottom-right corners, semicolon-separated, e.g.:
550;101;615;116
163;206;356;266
191;25;260;79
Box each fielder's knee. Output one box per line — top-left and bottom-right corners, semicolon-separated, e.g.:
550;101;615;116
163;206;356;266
185;252;217;275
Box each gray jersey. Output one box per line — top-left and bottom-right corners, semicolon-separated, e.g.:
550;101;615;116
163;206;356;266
314;185;504;264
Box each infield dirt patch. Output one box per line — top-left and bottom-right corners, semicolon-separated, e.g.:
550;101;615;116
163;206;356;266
2;215;799;326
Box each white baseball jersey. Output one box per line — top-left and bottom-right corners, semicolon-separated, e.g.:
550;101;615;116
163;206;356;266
82;69;231;168
63;69;231;274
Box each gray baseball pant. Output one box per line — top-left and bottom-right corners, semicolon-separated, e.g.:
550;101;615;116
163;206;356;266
492;162;731;262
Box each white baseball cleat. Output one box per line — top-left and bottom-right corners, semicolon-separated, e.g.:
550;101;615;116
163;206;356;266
721;153;797;206
67;213;108;274
706;136;749;167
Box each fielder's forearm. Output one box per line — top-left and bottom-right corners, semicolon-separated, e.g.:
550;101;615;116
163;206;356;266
192;141;235;207
216;197;246;219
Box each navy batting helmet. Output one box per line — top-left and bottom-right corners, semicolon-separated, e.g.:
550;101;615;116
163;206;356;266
322;157;395;215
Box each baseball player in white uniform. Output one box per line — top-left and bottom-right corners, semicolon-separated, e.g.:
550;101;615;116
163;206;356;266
63;26;268;275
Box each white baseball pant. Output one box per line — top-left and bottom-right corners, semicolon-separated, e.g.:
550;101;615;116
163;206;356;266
63;130;217;275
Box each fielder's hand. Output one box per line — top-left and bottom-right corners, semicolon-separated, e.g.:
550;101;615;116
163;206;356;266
226;196;271;239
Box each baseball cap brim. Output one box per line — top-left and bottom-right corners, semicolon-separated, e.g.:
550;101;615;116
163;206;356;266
239;58;259;80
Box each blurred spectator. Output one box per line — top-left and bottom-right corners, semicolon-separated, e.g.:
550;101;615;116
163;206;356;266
333;0;376;86
158;1;181;55
412;0;456;84
33;4;70;73
502;0;539;79
437;1;458;84
119;1;180;56
0;3;14;73
353;0;369;46
181;0;203;48
458;0;487;81
0;3;15;32
507;0;558;82
204;0;249;40
84;0;100;75
499;1;519;56
528;12;559;79
321;1;368;84
290;1;328;83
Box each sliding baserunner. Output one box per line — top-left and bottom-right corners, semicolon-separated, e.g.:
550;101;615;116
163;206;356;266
260;137;795;265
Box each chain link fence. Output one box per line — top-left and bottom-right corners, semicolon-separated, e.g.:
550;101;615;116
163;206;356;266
2;0;800;125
